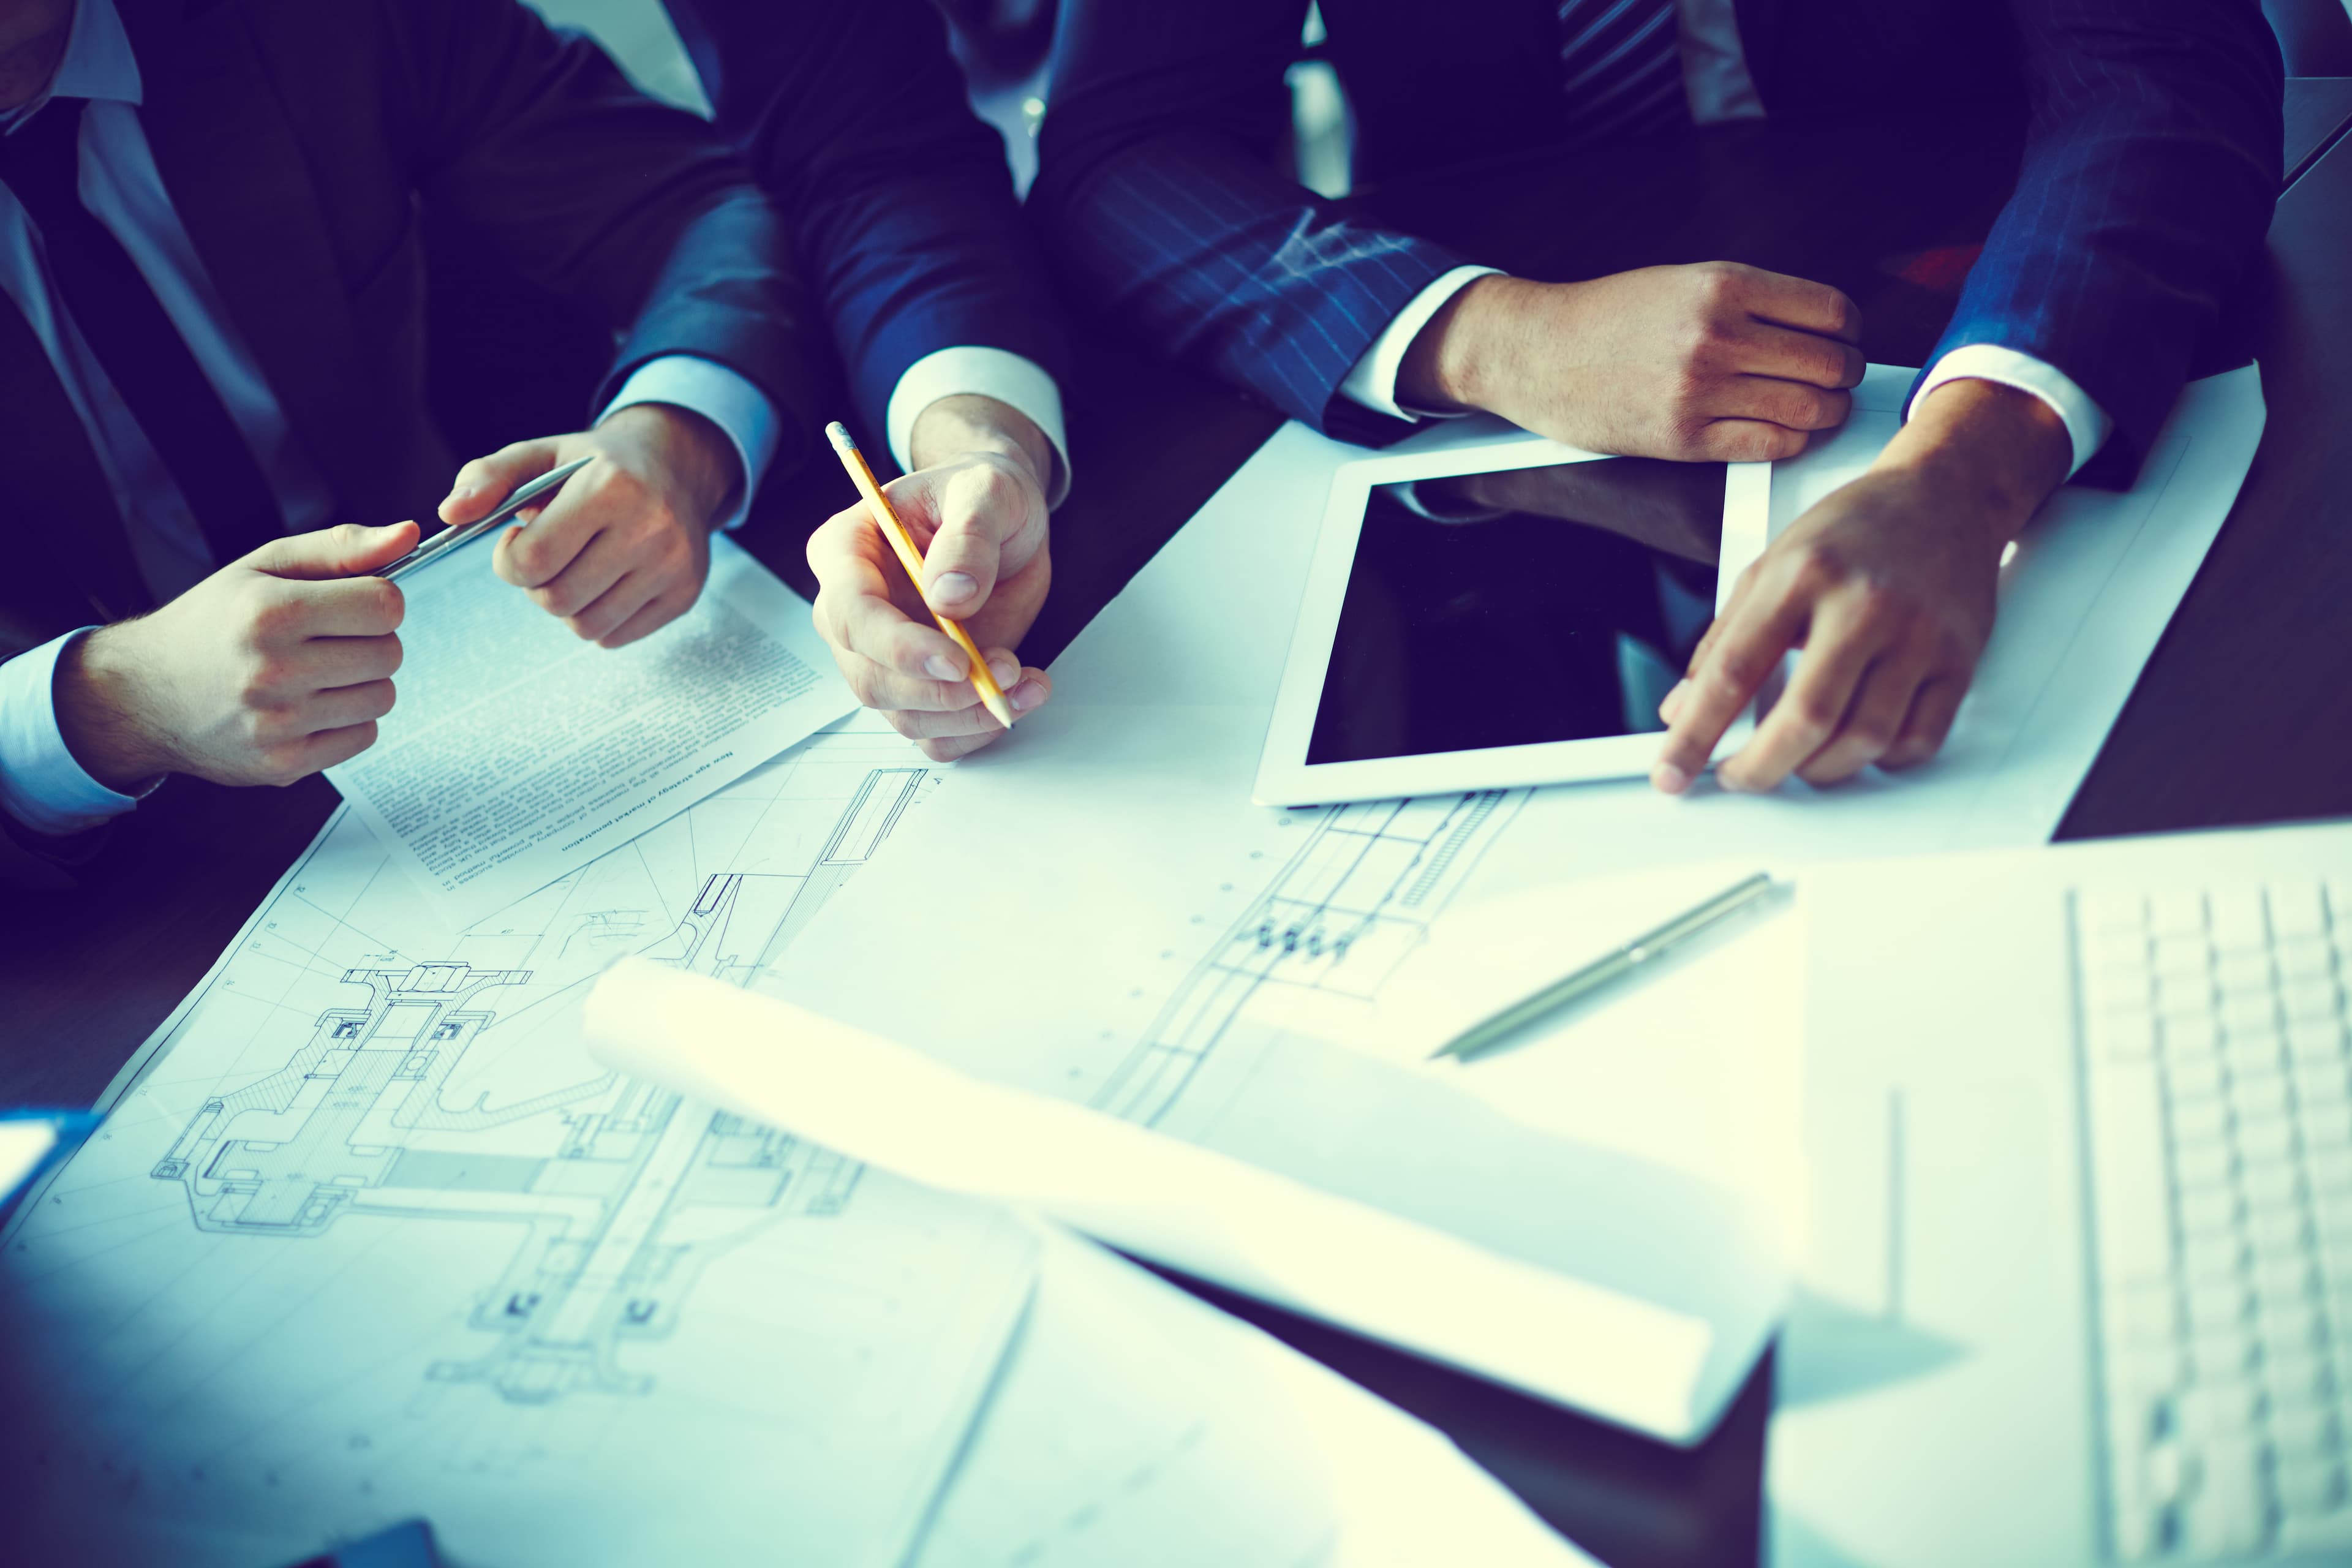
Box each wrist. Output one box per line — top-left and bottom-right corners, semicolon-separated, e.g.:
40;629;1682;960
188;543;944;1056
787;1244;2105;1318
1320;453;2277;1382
1399;273;1528;413
55;624;173;791
908;394;1052;497
601;402;736;529
1877;379;2071;544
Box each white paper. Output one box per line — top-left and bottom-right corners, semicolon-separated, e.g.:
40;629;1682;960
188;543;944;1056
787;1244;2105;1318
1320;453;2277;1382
328;533;854;927
922;1223;1601;1568
0;718;1036;1568
587;959;1732;1442
747;366;2261;1442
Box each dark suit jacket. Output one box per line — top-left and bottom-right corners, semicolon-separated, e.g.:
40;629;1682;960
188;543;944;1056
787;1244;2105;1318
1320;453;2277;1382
1031;0;2284;488
662;0;1072;464
0;0;805;886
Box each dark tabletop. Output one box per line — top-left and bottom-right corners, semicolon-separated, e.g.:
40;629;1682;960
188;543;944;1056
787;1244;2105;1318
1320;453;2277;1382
7;85;2352;1568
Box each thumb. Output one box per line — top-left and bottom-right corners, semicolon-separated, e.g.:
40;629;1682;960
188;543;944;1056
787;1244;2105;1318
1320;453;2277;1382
442;437;565;526
919;461;1030;617
247;521;419;581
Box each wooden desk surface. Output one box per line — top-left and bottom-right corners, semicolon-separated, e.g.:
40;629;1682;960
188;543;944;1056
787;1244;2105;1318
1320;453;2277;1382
7;96;2350;1568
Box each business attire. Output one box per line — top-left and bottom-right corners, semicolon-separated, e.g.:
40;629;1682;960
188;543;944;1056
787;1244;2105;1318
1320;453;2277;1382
0;0;804;886
1032;0;2283;484
662;0;1076;500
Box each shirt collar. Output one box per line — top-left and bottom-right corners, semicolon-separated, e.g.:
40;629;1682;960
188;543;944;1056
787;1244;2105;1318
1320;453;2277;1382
3;0;143;133
50;0;143;108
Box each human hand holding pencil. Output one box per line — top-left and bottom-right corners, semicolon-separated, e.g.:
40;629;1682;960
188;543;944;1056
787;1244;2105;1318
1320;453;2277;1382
813;420;1053;761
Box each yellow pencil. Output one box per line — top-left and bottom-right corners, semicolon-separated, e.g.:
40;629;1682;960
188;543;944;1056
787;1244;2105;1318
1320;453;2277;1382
824;422;1018;731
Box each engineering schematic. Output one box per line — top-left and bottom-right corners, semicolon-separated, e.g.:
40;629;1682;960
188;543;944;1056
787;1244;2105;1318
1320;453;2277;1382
1093;788;1528;1126
148;764;930;1404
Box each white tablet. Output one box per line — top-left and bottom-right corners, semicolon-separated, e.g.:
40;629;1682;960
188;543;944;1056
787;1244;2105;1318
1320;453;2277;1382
1254;436;1771;807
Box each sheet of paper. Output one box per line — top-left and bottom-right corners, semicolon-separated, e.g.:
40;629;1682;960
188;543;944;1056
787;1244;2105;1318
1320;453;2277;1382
326;532;854;927
748;366;2261;1439
586;959;1738;1442
0;717;1036;1568
921;1223;1602;1568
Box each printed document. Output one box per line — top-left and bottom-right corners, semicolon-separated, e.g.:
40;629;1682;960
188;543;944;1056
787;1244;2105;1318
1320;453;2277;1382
328;533;853;925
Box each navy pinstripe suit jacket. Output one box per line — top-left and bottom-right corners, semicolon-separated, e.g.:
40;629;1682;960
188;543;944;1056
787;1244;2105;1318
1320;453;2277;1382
1031;0;2283;488
662;0;1072;458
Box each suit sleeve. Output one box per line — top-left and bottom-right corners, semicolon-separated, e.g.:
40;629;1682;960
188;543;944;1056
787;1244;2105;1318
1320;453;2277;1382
1031;0;1466;439
662;0;1072;456
382;0;822;470
1923;0;2282;488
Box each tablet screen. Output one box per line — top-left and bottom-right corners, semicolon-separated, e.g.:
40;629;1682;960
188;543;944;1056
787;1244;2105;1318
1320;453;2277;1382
1305;457;1726;766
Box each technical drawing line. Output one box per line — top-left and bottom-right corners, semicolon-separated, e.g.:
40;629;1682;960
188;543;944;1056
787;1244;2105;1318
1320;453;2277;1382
1091;789;1528;1128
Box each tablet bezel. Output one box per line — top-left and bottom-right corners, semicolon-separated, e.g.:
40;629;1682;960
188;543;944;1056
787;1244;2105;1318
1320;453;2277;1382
1253;434;1771;807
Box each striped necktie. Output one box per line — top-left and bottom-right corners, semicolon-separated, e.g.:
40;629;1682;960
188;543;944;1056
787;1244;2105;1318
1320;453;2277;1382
1556;0;1689;143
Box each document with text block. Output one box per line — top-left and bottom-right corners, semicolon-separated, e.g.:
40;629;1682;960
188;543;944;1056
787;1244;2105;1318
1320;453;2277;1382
330;533;854;926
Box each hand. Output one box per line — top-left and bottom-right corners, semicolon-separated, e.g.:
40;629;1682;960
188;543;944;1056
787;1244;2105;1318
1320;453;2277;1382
1401;265;1865;462
1649;379;2073;793
440;402;738;649
54;522;414;790
807;396;1054;761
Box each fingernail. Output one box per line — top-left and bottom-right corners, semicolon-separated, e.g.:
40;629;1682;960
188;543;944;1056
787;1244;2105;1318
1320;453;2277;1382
930;571;978;608
1010;678;1046;712
924;654;963;680
987;653;1020;687
1652;762;1692;795
1659;680;1689;722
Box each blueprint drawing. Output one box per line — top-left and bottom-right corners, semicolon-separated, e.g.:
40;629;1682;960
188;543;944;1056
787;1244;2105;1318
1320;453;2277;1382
0;718;1038;1568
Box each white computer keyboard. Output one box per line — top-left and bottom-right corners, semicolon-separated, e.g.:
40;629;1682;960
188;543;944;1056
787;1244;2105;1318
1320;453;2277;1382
2078;879;2352;1562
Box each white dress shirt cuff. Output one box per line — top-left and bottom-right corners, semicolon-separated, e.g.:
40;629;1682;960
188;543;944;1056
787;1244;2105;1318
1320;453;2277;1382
1339;265;1502;422
886;347;1072;508
0;630;149;837
600;355;780;532
1909;345;2113;478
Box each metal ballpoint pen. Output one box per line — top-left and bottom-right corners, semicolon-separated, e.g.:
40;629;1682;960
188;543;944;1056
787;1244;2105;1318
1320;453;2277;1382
1429;870;1781;1064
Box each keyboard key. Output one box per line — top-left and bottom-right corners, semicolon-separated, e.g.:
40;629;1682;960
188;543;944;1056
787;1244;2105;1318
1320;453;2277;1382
2210;889;2271;952
2192;1325;2260;1381
2215;952;2276;995
2158;973;2215;1020
2242;1159;2305;1210
2277;937;2337;987
2265;1347;2338;1409
2275;1455;2346;1518
2166;1016;2223;1058
2173;1096;2232;1148
2270;884;2330;943
2189;1278;2254;1332
2185;1227;2249;1284
2252;1206;2313;1257
2291;1020;2350;1065
2174;1138;2236;1191
2308;1145;2352;1194
2108;1285;2184;1347
2149;892;2206;938
2237;1116;2301;1173
2092;1061;2177;1287
2287;967;2344;1006
2181;1437;2275;1555
2168;1055;2227;1104
2258;1253;2322;1305
2272;1405;2344;1463
2179;1183;2242;1236
2177;1382;2264;1438
2233;1074;2297;1125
